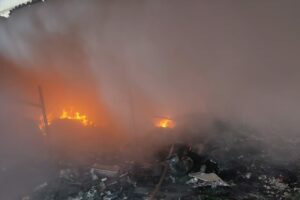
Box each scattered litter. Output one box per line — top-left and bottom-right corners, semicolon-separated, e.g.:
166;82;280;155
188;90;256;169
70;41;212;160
33;182;48;191
187;172;229;188
245;172;252;179
25;130;300;200
91;164;120;177
89;168;98;180
59;168;78;182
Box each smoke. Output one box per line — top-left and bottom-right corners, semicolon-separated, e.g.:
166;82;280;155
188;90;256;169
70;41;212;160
0;0;300;198
1;0;300;134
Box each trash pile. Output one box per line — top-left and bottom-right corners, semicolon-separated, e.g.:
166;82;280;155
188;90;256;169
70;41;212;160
25;143;225;200
24;123;300;200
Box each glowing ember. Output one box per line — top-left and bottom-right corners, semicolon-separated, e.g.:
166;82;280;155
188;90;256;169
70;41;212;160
155;118;175;129
38;108;94;132
39;114;53;132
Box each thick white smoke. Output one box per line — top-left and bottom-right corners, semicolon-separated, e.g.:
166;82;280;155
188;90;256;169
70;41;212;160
0;1;300;198
1;0;300;135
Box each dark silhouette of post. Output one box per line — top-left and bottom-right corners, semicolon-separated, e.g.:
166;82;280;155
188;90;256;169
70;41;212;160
38;86;49;136
37;86;54;160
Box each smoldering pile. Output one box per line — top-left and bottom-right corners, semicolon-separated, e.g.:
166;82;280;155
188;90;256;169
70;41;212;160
23;121;300;200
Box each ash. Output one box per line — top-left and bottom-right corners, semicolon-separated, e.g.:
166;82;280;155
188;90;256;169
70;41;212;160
24;122;300;200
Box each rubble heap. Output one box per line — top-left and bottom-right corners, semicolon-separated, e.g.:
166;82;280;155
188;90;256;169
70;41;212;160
25;123;300;200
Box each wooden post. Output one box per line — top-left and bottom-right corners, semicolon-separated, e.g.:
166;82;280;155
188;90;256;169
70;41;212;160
38;86;49;135
37;86;54;160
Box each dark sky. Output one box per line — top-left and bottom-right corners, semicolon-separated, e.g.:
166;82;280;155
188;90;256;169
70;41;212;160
0;0;300;134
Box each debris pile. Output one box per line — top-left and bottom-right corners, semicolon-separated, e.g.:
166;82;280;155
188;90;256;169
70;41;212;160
25;123;300;200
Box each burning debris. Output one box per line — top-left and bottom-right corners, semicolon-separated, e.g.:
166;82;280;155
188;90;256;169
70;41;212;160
59;109;94;127
39;108;95;132
23;122;300;200
155;118;175;129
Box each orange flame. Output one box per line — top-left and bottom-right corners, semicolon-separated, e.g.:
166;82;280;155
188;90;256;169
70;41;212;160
59;109;94;126
155;118;175;129
38;108;94;132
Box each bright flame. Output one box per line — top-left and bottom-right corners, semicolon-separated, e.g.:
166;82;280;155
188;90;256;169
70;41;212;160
38;108;94;132
155;118;175;129
59;109;94;126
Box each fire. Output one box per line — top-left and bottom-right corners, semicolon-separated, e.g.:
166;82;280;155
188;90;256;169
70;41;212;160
155;117;175;129
59;109;94;126
38;108;94;132
39;113;53;132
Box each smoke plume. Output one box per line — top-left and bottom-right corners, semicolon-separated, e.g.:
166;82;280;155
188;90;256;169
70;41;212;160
1;0;300;199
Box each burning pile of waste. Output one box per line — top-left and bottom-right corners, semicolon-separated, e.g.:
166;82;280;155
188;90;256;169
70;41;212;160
22;121;300;200
39;108;95;133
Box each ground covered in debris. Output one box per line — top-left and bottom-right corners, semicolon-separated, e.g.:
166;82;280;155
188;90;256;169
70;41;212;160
24;122;300;200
